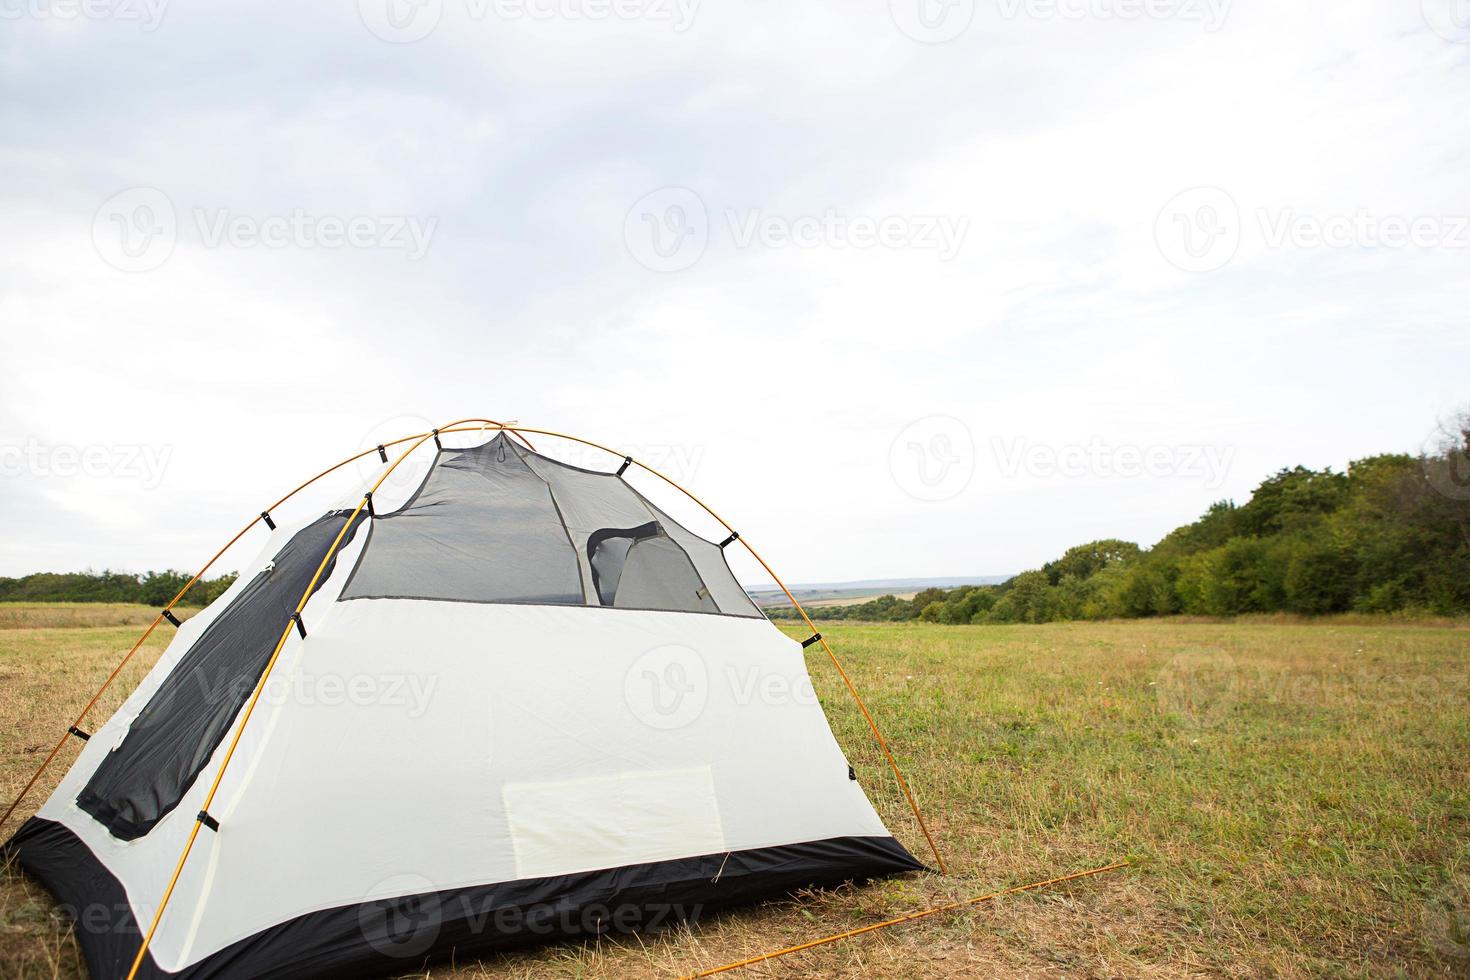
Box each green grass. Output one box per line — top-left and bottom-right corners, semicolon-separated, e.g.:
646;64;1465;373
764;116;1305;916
2;611;1468;977
0;602;180;631
791;619;1470;977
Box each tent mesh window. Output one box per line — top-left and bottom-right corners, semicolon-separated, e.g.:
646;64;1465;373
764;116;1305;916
75;510;366;841
341;434;761;617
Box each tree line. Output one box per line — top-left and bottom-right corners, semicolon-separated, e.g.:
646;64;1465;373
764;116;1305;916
0;570;239;607
780;412;1470;624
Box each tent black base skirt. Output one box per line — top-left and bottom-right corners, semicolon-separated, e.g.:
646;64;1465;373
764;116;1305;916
5;816;923;980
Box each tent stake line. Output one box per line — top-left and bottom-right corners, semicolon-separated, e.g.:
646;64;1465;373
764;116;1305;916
680;860;1130;979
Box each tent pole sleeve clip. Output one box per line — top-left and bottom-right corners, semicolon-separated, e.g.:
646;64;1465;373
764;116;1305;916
801;632;823;648
432;429;442;450
719;531;739;549
162;609;182;628
376;444;388;463
290;612;307;639
260;510;276;531
197;811;220;832
67;725;91;742
616;456;633;476
364;491;375;517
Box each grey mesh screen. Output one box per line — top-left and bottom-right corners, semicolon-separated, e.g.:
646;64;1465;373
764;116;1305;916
511;446;657;602
340;433;762;618
635;493;763;618
79;510;366;841
613;535;720;613
341;438;584;604
587;522;659;605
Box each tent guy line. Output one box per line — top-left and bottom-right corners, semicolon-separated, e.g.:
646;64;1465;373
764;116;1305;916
681;859;1131;978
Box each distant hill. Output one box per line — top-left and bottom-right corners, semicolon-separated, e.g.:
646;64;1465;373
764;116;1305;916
749;576;1009;609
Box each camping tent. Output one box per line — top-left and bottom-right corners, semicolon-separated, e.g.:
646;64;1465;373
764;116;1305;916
4;425;925;979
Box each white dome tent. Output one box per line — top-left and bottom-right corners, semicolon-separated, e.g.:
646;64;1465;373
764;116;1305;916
2;420;944;980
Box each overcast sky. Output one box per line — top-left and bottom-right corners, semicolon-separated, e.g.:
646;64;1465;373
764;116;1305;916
1;1;1467;586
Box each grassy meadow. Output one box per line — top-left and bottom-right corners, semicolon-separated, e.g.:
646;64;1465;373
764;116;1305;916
1;605;1467;977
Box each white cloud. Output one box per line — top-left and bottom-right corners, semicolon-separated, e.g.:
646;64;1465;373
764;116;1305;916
0;1;1466;582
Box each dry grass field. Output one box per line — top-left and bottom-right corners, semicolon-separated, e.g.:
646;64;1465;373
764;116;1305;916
2;605;1468;978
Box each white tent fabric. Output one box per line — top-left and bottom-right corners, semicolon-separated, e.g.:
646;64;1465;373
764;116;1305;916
6;432;921;980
